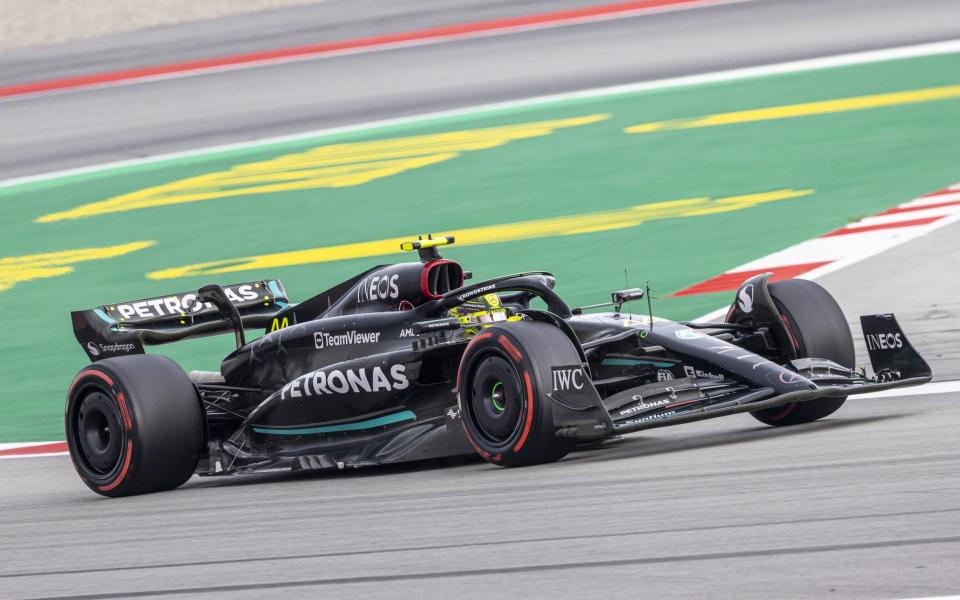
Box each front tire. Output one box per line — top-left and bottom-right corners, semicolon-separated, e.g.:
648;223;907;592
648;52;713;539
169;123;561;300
750;279;855;427
65;355;203;497
457;321;577;466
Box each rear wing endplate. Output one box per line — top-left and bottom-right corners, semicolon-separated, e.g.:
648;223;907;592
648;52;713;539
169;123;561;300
72;280;288;361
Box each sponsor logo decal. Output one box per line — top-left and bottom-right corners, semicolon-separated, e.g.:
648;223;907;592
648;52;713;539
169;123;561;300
621;316;665;327
738;284;754;313
865;332;903;351
674;329;704;340
357;274;400;303
875;370;901;383
779;371;805;384
113;284;263;321
683;365;723;379
412;334;446;351
656;369;674;382
622;410;677;426
314;330;381;349
618;396;671;417
270;317;289;332
708;345;774;369
87;342;137;355
552;366;585;391
281;364;408;399
457;283;496;302
399;328;416;338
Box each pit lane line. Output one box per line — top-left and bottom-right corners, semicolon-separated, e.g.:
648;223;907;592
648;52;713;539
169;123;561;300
2;38;960;193
3;380;957;460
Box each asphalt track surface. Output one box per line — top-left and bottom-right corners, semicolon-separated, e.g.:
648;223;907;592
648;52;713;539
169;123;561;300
3;0;960;597
3;0;960;180
3;388;959;599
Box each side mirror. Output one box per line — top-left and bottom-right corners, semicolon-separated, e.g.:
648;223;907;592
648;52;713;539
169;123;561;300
612;288;644;305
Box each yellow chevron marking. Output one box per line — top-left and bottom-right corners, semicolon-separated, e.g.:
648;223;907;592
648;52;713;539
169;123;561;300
36;115;609;223
625;84;960;133
0;241;155;292
147;189;812;280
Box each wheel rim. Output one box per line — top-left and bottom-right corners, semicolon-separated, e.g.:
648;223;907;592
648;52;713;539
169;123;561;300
490;381;506;413
468;352;524;444
72;389;125;476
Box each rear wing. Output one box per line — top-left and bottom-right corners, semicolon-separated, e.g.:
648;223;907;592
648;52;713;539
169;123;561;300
72;280;288;361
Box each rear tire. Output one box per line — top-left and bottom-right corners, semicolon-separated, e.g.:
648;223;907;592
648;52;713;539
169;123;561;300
457;321;576;466
65;355;203;497
750;279;855;427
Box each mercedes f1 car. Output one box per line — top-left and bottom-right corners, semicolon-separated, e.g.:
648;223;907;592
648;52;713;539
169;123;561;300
66;236;931;496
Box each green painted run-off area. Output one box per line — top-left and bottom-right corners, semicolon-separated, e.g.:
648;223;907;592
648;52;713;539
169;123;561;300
1;52;959;441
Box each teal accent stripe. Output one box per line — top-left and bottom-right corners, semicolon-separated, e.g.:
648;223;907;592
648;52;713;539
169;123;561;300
602;358;675;368
253;410;416;436
93;308;116;324
267;280;284;299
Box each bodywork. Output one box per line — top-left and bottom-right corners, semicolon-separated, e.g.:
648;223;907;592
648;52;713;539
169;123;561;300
71;255;932;476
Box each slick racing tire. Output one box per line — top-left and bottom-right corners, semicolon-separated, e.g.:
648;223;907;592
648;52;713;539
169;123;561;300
751;279;856;427
457;321;576;467
65;355;203;497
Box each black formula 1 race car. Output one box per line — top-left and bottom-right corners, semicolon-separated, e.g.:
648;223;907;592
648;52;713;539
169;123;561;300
66;237;931;497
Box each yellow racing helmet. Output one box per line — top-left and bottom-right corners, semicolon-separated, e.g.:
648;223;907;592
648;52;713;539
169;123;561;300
449;293;511;336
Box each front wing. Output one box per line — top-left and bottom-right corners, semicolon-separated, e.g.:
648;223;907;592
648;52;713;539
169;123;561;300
553;313;932;439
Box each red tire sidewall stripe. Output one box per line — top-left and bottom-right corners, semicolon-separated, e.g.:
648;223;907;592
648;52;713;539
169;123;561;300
497;335;523;361
68;368;135;491
97;439;134;493
769;311;802;421
68;369;114;398
457;332;497;460
115;392;133;431
456;332;493;392
460;421;491;460
779;311;802;356
766;401;797;421
512;371;535;453
458;330;534;459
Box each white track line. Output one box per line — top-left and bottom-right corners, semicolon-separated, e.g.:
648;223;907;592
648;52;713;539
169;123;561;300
2;39;960;191
858;380;960;399
2;40;959;457
693;186;960;322
0;441;61;451
0;451;68;460
0;0;753;104
2;381;955;458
